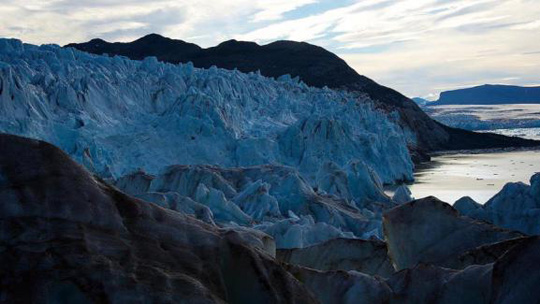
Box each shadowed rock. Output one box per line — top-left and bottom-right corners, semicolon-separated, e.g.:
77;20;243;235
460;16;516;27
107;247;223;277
285;262;493;304
3;133;540;303
383;196;522;270
284;265;392;304
386;263;493;304
283;235;540;303
0;134;317;303
457;237;530;268
490;236;540;303
454;196;482;216
277;238;394;278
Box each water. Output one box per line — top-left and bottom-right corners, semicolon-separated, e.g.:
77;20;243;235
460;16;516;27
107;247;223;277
423;104;540;131
386;150;540;204
479;127;540;141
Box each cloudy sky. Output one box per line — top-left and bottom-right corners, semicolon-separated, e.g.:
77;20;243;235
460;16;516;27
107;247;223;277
2;0;539;99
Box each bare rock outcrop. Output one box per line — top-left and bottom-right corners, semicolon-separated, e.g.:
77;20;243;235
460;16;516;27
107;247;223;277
277;238;394;278
0;134;317;303
383;196;522;270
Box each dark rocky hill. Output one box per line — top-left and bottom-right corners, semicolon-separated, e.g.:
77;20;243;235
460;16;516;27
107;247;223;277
434;84;540;105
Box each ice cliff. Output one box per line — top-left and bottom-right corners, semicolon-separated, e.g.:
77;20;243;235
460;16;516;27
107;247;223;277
0;38;413;185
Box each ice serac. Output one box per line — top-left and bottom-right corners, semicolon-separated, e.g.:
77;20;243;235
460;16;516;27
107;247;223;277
0;133;317;303
454;196;482;216
456;173;540;235
0;37;417;251
383;197;522;270
114;165;387;248
392;185;413;204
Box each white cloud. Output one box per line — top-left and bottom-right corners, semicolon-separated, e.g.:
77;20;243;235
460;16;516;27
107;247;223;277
512;19;540;30
250;0;317;22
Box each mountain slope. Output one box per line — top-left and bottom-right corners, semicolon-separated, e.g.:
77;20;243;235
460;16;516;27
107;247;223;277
434;84;540;105
66;34;539;152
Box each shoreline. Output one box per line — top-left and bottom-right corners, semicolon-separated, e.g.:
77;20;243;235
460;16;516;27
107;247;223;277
428;144;540;157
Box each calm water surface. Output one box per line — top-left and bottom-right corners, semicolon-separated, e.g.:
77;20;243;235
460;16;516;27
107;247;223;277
387;150;540;204
480;127;540;141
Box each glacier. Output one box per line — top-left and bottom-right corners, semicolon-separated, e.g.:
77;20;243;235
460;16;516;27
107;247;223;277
3;37;540;303
0;38;415;247
0;38;413;183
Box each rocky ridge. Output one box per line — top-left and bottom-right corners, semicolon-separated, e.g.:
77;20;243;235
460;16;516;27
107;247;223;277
2;134;540;303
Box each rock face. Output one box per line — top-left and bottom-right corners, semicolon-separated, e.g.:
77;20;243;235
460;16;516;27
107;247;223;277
285;236;540;304
490;236;540;303
383;197;522;270
66;34;540;152
0;134;317;303
3;133;540;303
284;265;392;304
455;173;540;235
386;263;494;304
277;238;394;278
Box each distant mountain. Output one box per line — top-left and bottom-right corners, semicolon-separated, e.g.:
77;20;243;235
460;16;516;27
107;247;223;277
66;34;539;153
412;97;431;106
433;84;540;105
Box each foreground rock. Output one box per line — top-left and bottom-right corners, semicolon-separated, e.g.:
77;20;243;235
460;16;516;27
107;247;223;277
383;197;522;270
285;265;392;304
490;236;540;303
277;238;394;278
0;134;316;303
3;134;540;303
286;235;540;304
